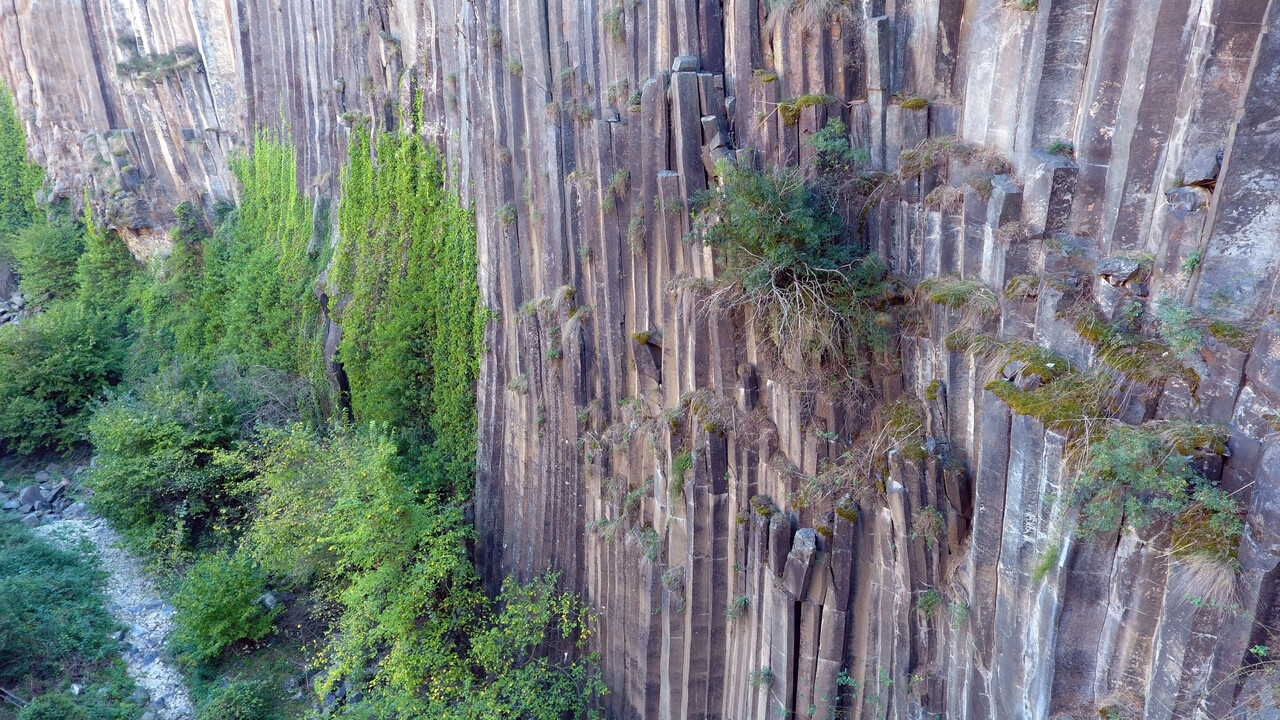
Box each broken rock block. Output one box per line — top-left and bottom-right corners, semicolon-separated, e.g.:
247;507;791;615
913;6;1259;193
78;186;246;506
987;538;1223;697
672;55;698;73
1095;256;1141;286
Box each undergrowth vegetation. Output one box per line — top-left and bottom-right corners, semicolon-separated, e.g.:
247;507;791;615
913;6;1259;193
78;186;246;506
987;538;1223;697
0;79;600;720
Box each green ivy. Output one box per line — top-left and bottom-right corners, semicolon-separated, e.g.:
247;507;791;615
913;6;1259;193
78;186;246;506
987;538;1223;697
333;128;483;494
205;130;326;377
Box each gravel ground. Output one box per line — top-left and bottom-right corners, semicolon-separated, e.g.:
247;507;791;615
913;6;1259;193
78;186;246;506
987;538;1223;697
35;515;194;720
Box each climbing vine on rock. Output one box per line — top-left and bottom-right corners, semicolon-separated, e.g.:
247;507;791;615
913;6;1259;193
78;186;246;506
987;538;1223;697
334;126;484;495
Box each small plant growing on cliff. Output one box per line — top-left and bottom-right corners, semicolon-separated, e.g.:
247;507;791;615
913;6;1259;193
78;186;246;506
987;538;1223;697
1031;544;1061;583
917;276;999;316
899;96;929;111
949;602;970;630
1046;139;1072;157
603;3;626;43
605;79;630;106
497;202;518;226
1003;274;1041;301
724;595;750;622
918;589;943;618
775;94;837;126
910;506;945;548
749;666;775;689
507;373;529;394
633;525;662;562
661;564;686;593
1072;421;1232;537
686;160;888;366
670;451;692;500
602;169;629;211
1155;298;1203;362
1181;249;1204;274
627;210;645;254
506;56;524;77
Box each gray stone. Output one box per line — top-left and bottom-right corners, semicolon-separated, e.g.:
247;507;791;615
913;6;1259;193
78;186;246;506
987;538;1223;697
1183;147;1222;185
20;512;40;527
34;470;50;483
140;713;156;720
1001;360;1026;379
257;592;278;609
132;688;150;704
17;485;42;506
671;55;698;73
781;528;817;600
2;500;17;510
1094;256;1141;286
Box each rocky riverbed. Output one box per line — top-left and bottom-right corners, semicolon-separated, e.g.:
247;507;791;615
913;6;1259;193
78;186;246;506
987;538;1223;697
2;467;194;720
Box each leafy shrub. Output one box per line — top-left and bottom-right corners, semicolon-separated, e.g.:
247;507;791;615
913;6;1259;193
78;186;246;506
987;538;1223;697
17;694;87;720
239;426;601;718
918;589;943;618
806;118;870;173
74;203;139;328
0;300;125;454
171;551;279;662
193;131;324;378
1072;422;1233;537
6;222;84;300
194;680;275;720
241;425;477;674
453;573;605;720
86;385;241;555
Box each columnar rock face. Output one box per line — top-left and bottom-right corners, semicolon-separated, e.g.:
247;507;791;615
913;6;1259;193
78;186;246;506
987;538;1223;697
6;1;1280;718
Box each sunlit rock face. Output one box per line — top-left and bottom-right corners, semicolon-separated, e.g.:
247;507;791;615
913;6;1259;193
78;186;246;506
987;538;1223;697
7;0;1280;717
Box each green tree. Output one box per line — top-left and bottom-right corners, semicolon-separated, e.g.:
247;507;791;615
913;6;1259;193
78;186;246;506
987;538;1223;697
0;301;124;453
0;79;42;237
7;222;84;300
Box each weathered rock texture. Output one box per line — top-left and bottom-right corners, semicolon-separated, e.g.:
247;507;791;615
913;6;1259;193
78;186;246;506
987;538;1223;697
6;0;1280;718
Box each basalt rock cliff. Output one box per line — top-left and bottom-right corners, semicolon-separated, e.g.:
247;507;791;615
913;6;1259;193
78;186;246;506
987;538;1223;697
5;1;1280;718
